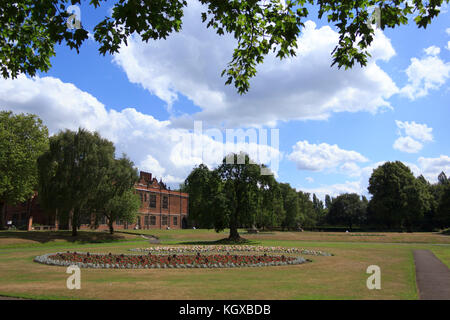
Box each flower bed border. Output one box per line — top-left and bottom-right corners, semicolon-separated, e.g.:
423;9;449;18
34;252;309;269
129;245;333;256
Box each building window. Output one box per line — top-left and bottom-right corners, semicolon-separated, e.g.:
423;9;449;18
150;216;156;225
144;193;147;202
173;216;178;226
144;215;149;226
140;192;144;203
149;194;156;208
162;195;168;209
162;216;168;225
116;219;123;225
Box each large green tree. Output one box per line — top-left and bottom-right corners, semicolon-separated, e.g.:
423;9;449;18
327;193;366;230
297;190;316;228
256;176;284;230
367;161;431;230
279;183;299;230
215;153;273;240
0;111;48;229
184;164;216;228
89;155;140;234
102;189;141;234
1;1;447;94
434;172;450;228
37;128;115;236
312;193;326;225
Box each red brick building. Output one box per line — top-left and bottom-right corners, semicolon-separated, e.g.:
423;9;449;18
3;171;189;231
131;171;189;230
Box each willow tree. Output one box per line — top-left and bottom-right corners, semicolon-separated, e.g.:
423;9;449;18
37;128;115;236
0;111;48;228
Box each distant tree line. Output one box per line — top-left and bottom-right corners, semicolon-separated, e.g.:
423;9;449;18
184;158;450;235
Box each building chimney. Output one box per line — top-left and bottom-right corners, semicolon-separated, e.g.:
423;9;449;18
140;171;152;183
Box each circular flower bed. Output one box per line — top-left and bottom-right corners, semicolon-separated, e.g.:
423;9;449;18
34;252;308;269
130;245;333;256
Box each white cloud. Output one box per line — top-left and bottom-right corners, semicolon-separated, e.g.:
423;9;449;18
0;75;281;184
446;28;450;36
446;41;450;51
287;140;368;173
424;45;440;56
113;0;398;128
393;120;433;153
339;162;363;177
140;155;166;179
400;54;450;100
395;120;433;142
417;155;450;182
298;181;364;200
305;177;314;183
393;136;423;153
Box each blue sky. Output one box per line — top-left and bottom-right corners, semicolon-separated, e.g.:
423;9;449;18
0;0;449;199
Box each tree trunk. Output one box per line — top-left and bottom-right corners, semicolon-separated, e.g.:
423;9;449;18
228;209;241;241
229;225;240;241
71;208;78;237
0;202;5;230
109;220;114;235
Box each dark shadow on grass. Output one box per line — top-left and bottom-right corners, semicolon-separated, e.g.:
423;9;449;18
0;230;131;244
176;238;260;246
244;231;276;235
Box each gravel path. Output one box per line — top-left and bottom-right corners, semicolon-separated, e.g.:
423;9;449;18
414;249;450;300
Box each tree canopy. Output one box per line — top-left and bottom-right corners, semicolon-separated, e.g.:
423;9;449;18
0;111;49;228
1;0;447;94
37;128;115;236
367;161;433;230
327;193;367;230
89;155;140;234
102;188;141;234
215;153;271;240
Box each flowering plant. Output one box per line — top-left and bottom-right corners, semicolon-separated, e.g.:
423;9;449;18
34;251;308;269
130;245;332;256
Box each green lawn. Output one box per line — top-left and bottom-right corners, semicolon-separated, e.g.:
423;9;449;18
431;246;450;268
0;230;448;300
